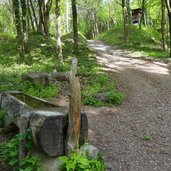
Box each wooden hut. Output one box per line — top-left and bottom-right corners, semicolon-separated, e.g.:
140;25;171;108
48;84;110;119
132;8;143;24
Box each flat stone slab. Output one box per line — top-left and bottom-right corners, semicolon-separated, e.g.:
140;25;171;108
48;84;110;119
22;72;50;86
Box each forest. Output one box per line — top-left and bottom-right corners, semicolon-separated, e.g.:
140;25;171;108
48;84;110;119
0;0;171;170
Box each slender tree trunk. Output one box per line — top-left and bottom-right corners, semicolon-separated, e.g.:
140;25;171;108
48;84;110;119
126;0;131;42
71;0;78;52
92;12;99;37
27;0;35;31
161;0;167;51
29;0;38;31
140;0;145;29
122;0;129;43
56;0;63;64
38;0;44;32
108;0;111;29
168;14;171;57
21;0;28;52
12;0;25;62
66;0;69;33
165;0;171;57
45;0;52;35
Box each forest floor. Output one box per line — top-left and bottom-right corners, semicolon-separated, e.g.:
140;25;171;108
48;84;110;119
84;40;171;171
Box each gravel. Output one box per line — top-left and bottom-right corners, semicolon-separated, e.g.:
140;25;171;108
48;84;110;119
84;40;171;171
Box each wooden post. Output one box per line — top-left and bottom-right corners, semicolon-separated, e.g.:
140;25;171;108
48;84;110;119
19;115;29;163
67;58;81;153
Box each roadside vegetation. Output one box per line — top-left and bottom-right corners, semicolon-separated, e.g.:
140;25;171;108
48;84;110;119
98;25;169;59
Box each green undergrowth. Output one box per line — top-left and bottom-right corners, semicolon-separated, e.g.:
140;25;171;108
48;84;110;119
97;25;169;58
59;149;106;171
0;32;124;106
0;129;41;170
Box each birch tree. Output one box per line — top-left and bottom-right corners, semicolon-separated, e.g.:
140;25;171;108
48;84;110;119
56;0;63;64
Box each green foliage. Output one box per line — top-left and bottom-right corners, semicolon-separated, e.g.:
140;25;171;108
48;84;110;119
19;156;41;171
82;75;124;106
142;135;152;141
0;110;5;128
0;32;123;106
98;25;169;58
107;91;124;105
0;129;40;170
22;81;60;99
59;150;106;171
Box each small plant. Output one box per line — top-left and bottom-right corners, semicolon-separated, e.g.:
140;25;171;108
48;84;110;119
0;129;41;170
107;91;124;105
82;74;124;106
22;81;60;99
59;150;106;171
20;156;41;171
142;135;151;141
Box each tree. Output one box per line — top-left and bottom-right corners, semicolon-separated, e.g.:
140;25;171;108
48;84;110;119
38;0;52;35
161;0;167;51
66;0;70;33
56;0;63;64
12;0;25;62
71;0;78;52
165;0;171;57
21;0;28;52
122;0;129;43
29;0;38;31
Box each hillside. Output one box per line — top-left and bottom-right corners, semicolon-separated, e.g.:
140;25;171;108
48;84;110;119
98;26;169;59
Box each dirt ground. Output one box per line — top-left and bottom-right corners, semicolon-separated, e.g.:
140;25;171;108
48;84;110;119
84;40;171;171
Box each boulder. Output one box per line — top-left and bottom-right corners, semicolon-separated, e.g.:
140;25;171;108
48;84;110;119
94;92;109;102
80;144;99;159
22;72;50;86
51;71;69;82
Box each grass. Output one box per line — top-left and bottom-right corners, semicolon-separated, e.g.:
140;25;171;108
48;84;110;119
141;135;152;141
0;32;124;106
97;25;169;59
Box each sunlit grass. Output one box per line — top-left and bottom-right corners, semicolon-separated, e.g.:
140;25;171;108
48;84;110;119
97;25;169;58
0;32;124;105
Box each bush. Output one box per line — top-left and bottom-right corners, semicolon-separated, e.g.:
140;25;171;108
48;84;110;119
59;150;106;171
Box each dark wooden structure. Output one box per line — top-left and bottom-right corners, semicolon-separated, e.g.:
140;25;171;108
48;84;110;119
132;8;143;24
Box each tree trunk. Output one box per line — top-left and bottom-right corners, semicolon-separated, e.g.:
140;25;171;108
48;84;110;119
38;0;44;33
21;0;28;52
161;0;167;51
29;0;38;31
27;0;35;31
122;0;129;43
12;0;25;62
165;0;171;57
168;14;171;57
56;0;63;64
71;0;78;52
44;0;52;35
66;0;70;33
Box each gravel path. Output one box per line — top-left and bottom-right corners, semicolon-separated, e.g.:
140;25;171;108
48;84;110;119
84;40;171;171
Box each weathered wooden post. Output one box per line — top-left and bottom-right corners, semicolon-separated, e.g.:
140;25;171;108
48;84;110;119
67;58;81;153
